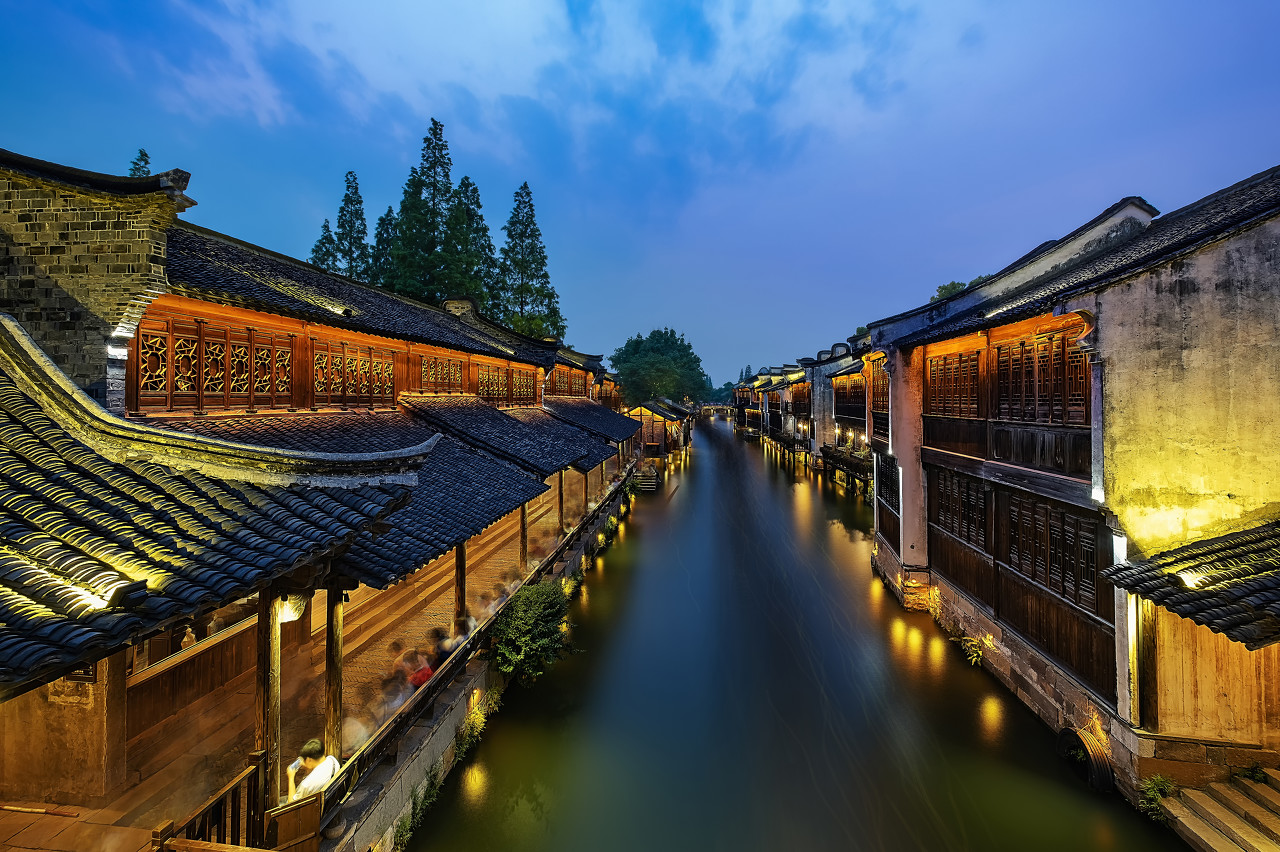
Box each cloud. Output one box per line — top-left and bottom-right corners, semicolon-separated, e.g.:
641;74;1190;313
163;0;984;172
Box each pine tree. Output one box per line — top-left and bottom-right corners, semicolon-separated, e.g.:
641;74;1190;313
333;171;371;280
310;219;339;270
390;119;453;302
497;182;565;339
369;206;398;289
439;176;499;310
128;148;151;178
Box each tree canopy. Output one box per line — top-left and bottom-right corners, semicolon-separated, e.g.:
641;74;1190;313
496;182;565;339
930;274;992;302
304;119;565;337
128;148;150;178
609;328;710;405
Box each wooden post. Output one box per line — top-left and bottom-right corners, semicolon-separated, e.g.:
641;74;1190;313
324;590;344;759
255;592;283;808
557;470;565;531
519;502;529;573
454;542;467;623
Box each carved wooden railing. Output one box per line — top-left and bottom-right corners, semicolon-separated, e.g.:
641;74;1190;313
152;750;266;850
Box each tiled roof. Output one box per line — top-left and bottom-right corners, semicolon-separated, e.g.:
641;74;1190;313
150;410;439;455
400;395;584;477
892;163;1280;347
0;370;410;693
634;400;685;421
1103;521;1280;650
830;361;865;378
556;347;603;372
333;436;547;588
542;396;641;443
165;224;520;361
504;408;616;472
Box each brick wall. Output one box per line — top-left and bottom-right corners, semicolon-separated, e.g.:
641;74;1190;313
0;170;176;410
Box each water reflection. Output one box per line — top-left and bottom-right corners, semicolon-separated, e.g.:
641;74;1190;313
411;422;1174;852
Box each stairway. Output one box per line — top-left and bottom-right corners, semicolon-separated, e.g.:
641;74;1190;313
1162;770;1280;852
633;469;661;492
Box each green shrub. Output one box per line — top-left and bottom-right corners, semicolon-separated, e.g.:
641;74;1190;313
1237;762;1268;782
955;636;983;666
1138;774;1175;822
484;582;574;685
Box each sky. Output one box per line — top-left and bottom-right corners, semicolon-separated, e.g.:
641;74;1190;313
5;1;1280;384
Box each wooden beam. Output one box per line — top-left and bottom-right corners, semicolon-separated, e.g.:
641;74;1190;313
324;590;344;759
519;502;529;573
255;592;283;808
454;542;468;623
557;470;565;531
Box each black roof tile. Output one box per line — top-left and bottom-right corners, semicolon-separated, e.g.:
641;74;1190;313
542;396;640;443
0;371;409;693
504;408;616;471
1103;520;1280;650
151;410;439;455
333;436;547;588
165;224;523;361
400;395;584;477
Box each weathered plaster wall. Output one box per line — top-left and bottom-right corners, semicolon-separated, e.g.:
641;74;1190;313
888;347;928;566
1099;218;1280;556
0;652;127;805
0;170;177;410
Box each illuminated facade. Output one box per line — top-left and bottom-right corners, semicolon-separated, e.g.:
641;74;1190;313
0;149;641;851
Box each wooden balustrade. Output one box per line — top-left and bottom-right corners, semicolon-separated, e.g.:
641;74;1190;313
152;751;265;850
876;503;900;556
928;526;997;610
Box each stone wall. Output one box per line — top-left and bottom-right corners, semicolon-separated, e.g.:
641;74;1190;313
0;652;127;805
0;169;177;410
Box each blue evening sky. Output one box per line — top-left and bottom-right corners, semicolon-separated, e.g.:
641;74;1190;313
5;1;1279;383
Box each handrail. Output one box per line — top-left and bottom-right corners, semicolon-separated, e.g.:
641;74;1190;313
153;750;264;849
316;462;635;827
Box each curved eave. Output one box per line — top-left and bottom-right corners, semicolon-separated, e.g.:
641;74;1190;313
0;314;437;487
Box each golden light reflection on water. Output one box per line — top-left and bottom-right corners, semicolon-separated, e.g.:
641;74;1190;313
928;636;947;676
579;584;589;609
979;695;1004;745
793;484;812;543
462;762;488;805
869;578;883;619
906;625;923;662
890;617;906;653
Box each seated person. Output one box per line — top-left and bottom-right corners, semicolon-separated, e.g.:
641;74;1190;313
287;738;340;801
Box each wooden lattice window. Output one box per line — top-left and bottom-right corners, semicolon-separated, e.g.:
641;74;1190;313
313;339;395;408
422;356;465;393
926;351;981;418
1004;491;1104;615
870;359;890;414
570;371;587;396
876;454;900;514
134;317;296;413
478;364;507;403
930;468;986;550
994;330;1088;425
512;369;537;405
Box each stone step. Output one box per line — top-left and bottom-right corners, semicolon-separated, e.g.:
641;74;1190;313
1210;783;1280;844
1183;789;1280;852
1265;769;1280;795
1237;779;1280;822
1165;797;1250;852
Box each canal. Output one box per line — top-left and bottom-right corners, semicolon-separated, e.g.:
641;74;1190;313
411;420;1175;852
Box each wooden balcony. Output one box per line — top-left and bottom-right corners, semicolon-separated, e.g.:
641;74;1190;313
924;415;1090;479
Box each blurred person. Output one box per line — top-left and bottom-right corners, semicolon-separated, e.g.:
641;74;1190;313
287;738;339;801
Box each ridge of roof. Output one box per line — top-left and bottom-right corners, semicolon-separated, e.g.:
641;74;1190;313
887;161;1280;348
0;147;191;196
0;314;435;487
